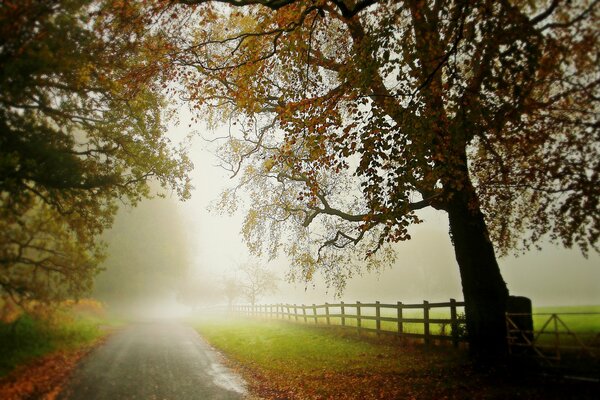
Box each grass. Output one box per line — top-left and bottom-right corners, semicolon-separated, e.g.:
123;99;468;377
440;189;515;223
194;317;469;399
195;317;452;373
192;317;599;400
0;309;108;377
533;305;600;333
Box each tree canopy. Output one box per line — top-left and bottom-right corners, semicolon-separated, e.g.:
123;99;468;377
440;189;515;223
2;0;597;359
0;0;192;303
152;0;599;357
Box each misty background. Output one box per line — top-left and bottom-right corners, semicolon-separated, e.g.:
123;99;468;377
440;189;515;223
92;112;600;318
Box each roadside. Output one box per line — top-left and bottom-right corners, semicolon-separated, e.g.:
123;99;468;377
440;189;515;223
0;299;116;400
0;336;108;400
193;317;599;400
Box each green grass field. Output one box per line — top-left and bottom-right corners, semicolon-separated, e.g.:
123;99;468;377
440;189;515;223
195;317;454;373
193;317;472;399
532;305;600;333
192;316;599;399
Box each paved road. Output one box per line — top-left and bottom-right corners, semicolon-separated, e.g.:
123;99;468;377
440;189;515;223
59;322;246;400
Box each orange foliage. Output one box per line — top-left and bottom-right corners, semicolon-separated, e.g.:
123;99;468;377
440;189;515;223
0;298;105;325
61;299;106;320
0;297;20;324
0;340;104;400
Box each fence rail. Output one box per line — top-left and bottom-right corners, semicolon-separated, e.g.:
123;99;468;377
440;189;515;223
232;299;467;347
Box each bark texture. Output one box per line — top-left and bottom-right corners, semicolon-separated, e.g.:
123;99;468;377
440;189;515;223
447;182;509;360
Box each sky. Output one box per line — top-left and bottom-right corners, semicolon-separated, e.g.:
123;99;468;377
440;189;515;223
161;111;600;311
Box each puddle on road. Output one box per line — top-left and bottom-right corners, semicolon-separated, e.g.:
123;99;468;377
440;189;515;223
190;331;247;396
207;361;247;395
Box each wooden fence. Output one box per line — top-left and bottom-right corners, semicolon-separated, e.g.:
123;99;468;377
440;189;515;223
232;299;467;347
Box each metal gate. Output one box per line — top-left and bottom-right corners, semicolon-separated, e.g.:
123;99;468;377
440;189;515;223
506;312;600;378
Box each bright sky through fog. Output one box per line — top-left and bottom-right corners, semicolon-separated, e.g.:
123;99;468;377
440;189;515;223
167;111;600;309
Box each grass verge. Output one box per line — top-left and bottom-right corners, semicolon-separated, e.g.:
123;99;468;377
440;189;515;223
0;310;107;378
193;317;599;400
0;299;117;399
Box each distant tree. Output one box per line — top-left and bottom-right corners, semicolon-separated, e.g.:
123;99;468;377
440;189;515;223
240;263;278;307
222;276;244;309
150;0;599;359
0;0;191;304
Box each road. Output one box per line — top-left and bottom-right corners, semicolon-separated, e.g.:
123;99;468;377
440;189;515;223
59;322;247;400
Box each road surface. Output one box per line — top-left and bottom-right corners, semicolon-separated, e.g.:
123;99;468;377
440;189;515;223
59;322;247;400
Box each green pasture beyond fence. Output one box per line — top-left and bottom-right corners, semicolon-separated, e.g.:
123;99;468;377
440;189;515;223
232;302;600;353
232;300;467;347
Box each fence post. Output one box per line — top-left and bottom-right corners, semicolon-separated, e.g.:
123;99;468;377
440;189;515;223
423;300;430;346
554;314;560;359
357;301;362;332
294;305;299;322
312;304;317;324
397;301;403;336
287;305;291;320
376;301;381;335
325;303;330;325
303;305;307;323
341;301;346;326
450;298;458;348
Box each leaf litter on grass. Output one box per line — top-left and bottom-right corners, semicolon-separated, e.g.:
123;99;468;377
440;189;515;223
194;318;600;400
0;336;107;400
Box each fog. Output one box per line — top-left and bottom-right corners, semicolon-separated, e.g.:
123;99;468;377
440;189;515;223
93;115;600;319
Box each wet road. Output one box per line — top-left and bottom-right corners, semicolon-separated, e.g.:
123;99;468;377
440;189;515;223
59;322;246;400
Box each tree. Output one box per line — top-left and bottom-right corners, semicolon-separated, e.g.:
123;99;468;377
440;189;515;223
177;275;245;311
148;0;598;359
0;0;192;303
222;276;244;309
239;263;278;307
0;202;104;303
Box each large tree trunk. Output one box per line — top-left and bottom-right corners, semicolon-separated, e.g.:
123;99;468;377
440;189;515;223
446;182;509;361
